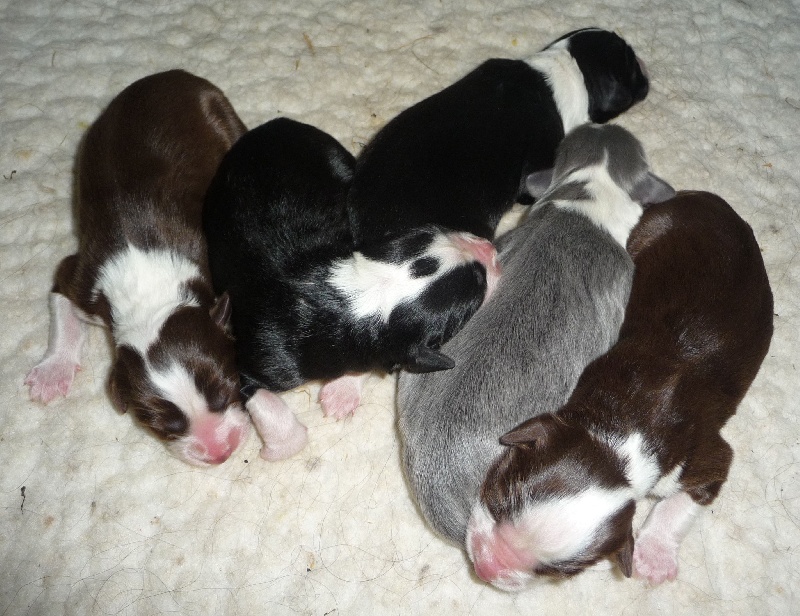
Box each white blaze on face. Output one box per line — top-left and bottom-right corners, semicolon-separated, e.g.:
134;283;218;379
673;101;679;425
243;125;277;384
94;243;201;353
148;361;249;466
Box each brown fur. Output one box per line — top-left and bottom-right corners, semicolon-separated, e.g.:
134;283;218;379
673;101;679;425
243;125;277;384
55;70;246;441
481;190;774;576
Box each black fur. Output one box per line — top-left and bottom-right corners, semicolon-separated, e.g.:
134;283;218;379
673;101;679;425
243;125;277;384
548;28;650;123
204;118;486;396
347;27;650;246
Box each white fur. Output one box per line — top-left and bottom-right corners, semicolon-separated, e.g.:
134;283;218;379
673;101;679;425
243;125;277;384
614;432;661;497
528;46;590;135
508;486;634;563
651;464;684;499
148;361;208;422
633;491;702;584
246;388;308;461
25;292;87;403
93;243;200;353
555;162;643;247
329;234;474;321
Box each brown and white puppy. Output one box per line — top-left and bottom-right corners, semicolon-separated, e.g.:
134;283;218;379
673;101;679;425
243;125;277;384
468;191;774;589
25;69;250;466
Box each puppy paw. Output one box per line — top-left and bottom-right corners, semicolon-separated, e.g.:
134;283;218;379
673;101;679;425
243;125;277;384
25;358;80;403
319;375;363;420
260;422;308;461
633;534;679;585
246;389;309;461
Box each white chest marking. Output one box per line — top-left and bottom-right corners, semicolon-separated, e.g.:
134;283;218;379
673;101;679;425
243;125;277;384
93;243;200;353
615;432;661;498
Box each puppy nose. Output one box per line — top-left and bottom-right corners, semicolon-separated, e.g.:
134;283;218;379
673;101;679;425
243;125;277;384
448;233;497;268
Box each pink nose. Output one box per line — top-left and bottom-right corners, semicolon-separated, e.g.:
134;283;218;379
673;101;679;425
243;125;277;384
193;421;245;464
449;233;497;268
469;527;534;584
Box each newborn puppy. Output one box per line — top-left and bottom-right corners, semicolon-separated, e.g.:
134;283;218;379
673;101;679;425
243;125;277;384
348;27;650;244
203;118;496;460
398;124;674;560
25;70;250;466
470;191;773;588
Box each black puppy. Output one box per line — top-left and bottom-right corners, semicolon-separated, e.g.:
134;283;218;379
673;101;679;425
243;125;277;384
348;27;650;244
204;118;498;460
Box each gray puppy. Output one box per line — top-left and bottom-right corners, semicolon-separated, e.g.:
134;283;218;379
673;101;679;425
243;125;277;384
397;123;675;550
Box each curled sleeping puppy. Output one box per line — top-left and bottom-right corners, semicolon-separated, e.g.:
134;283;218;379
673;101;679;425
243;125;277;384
347;27;651;245
25;69;250;466
203;117;498;460
470;191;773;588
397;123;675;578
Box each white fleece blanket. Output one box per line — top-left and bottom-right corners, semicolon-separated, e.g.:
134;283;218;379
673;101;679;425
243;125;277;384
2;1;798;614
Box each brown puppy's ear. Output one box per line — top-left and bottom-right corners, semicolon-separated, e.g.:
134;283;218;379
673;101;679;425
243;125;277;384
499;413;564;447
210;291;232;328
107;357;129;414
616;523;635;578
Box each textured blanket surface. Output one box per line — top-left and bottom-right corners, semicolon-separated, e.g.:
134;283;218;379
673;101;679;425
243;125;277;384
2;1;798;614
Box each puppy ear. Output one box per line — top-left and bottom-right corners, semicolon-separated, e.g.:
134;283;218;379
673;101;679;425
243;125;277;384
210;291;232;328
630;172;676;206
616;522;635;578
107;358;129;414
405;345;455;373
500;413;563;447
525;168;554;200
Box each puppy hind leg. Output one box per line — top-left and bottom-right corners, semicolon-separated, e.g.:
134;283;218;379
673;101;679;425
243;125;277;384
25;292;87;403
318;373;368;420
246;388;308;461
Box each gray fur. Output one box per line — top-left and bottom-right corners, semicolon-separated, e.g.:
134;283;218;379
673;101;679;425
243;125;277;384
397;124;673;546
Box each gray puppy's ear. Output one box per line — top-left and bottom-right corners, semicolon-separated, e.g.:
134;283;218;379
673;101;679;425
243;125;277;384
525;168;554;200
630;172;676;205
404;345;455;373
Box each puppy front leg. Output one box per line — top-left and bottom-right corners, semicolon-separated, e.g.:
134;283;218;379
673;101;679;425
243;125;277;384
318;373;368;419
246;389;308;461
25;292;87;403
632;491;702;584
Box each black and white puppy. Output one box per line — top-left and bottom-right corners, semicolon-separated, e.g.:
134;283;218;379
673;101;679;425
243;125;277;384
347;27;650;244
204;118;498;460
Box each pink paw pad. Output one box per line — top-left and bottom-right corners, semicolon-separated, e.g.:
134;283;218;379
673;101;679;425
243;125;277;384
25;359;80;404
319;376;363;420
633;535;679;584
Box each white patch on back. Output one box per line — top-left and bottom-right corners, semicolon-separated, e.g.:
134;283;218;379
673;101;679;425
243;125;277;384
94;243;200;352
554;163;643;248
614;432;661;498
329;234;473;321
528;45;590;134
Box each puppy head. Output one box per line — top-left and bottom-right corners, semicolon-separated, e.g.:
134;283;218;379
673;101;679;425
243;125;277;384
465;414;635;591
331;225;501;373
109;294;250;466
545;28;649;124
526;123;675;207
